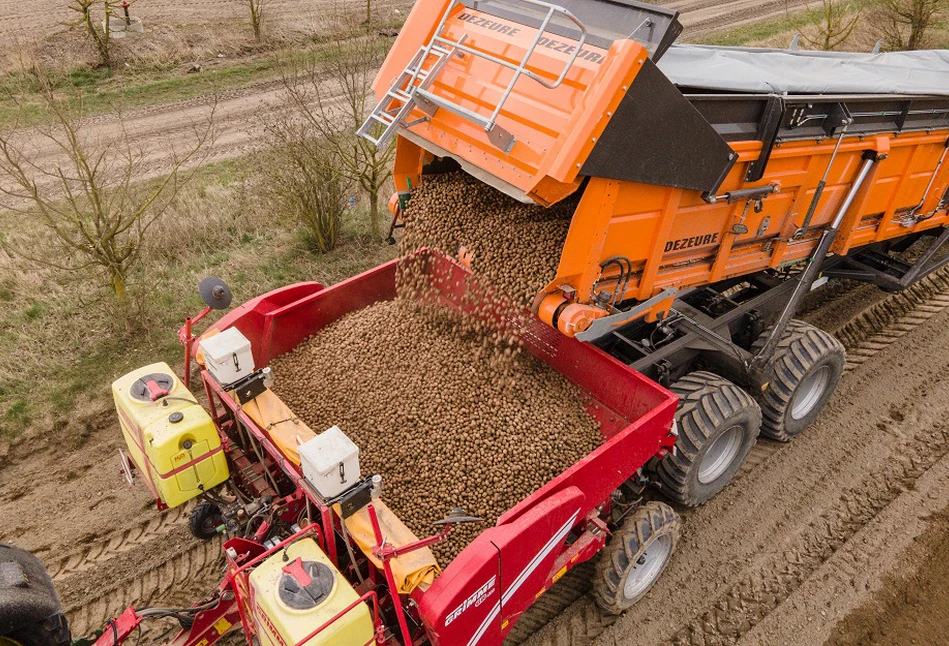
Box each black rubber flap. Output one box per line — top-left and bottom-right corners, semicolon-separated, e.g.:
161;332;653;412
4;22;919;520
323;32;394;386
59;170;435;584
279;561;336;610
581;58;736;194
0;544;63;631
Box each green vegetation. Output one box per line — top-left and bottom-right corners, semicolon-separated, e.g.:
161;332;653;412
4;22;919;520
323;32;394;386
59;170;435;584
0;157;397;443
696;9;819;46
0;33;397;127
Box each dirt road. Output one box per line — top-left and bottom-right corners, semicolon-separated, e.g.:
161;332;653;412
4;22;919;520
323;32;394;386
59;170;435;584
0;0;411;48
516;272;949;646
3;0;807;203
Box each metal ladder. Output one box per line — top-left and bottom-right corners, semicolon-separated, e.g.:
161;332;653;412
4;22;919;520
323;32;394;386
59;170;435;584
356;42;457;150
358;0;588;153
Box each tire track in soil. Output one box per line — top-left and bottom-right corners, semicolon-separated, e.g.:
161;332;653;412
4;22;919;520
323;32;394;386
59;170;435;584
511;268;949;646
666;374;949;645
45;506;191;582
57;266;949;643
62;533;225;639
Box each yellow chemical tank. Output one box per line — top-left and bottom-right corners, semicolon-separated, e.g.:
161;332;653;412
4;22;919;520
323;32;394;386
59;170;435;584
250;538;375;646
112;362;229;508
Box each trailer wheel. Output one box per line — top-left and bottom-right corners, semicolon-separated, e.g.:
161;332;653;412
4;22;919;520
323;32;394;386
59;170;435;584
657;371;760;507
751;320;845;442
593;501;679;614
189;502;223;540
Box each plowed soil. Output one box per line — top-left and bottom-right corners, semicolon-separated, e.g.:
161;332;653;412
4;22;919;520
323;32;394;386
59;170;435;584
1;265;947;643
518;273;949;646
2;2;941;644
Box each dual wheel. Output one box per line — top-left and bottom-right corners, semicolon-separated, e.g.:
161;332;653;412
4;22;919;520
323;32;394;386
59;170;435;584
593;321;844;613
659;319;845;507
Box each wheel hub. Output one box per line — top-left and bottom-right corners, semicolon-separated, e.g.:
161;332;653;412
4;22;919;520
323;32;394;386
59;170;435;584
791;365;831;420
697;425;744;484
623;533;673;602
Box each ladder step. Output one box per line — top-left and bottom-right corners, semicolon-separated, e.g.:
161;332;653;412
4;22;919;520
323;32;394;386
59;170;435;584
401;67;429;82
371;112;396;124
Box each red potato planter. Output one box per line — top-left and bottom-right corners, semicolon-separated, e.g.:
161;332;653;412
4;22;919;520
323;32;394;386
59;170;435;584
29;250;679;646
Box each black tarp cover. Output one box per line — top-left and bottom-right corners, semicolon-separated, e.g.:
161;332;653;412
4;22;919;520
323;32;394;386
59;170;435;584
657;45;949;96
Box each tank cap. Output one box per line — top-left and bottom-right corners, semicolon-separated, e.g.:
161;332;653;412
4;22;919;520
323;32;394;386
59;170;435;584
130;373;174;402
278;559;335;610
169;412;184;424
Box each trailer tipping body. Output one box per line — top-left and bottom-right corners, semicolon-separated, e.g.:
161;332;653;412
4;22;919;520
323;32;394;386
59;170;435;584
367;0;949;338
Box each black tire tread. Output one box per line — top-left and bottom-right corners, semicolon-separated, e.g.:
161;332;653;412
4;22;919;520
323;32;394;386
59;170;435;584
751;320;845;442
657;371;761;506
5;614;70;646
592;501;680;615
189;502;222;541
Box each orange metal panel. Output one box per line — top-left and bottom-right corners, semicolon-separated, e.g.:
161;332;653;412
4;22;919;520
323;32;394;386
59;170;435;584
386;6;646;203
536;128;949;316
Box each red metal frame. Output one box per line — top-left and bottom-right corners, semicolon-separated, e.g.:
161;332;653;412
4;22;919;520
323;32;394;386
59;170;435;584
94;250;676;646
178;305;213;390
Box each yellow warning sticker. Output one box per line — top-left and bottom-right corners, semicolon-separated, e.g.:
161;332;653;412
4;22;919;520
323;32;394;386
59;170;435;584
215;618;233;634
552;566;568;583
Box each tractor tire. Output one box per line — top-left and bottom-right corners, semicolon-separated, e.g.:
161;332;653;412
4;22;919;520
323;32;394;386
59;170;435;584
189;502;223;541
592;501;680;614
0;545;70;646
657;371;761;507
1;616;70;646
751;320;845;442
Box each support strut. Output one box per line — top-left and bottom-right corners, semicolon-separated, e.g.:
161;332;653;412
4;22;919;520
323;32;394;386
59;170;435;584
749;151;881;380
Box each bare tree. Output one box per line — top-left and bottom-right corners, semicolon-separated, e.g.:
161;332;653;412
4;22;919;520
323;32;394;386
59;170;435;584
263;116;351;253
278;38;394;240
244;0;268;42
0;72;215;310
877;0;948;50
66;0;113;68
65;0;136;68
787;0;863;51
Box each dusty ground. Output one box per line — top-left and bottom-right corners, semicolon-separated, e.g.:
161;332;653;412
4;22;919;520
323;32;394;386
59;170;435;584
516;273;949;646
2;1;944;644
1;0;810;205
825;506;949;646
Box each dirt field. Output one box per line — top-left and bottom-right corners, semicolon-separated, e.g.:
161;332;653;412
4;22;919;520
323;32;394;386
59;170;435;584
4;1;948;644
1;263;947;643
1;0;810;204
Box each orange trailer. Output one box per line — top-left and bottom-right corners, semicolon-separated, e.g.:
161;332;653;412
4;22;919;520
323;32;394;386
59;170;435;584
361;0;949;506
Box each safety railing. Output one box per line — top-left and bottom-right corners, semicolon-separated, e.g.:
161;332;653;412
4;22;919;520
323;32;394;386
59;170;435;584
360;0;589;153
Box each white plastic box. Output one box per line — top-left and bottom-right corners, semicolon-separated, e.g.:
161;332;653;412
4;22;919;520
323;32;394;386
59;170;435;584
299;426;361;498
199;328;255;386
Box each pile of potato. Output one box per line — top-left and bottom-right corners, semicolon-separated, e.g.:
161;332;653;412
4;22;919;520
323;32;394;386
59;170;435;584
271;172;599;564
400;171;578;308
271;300;599;563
